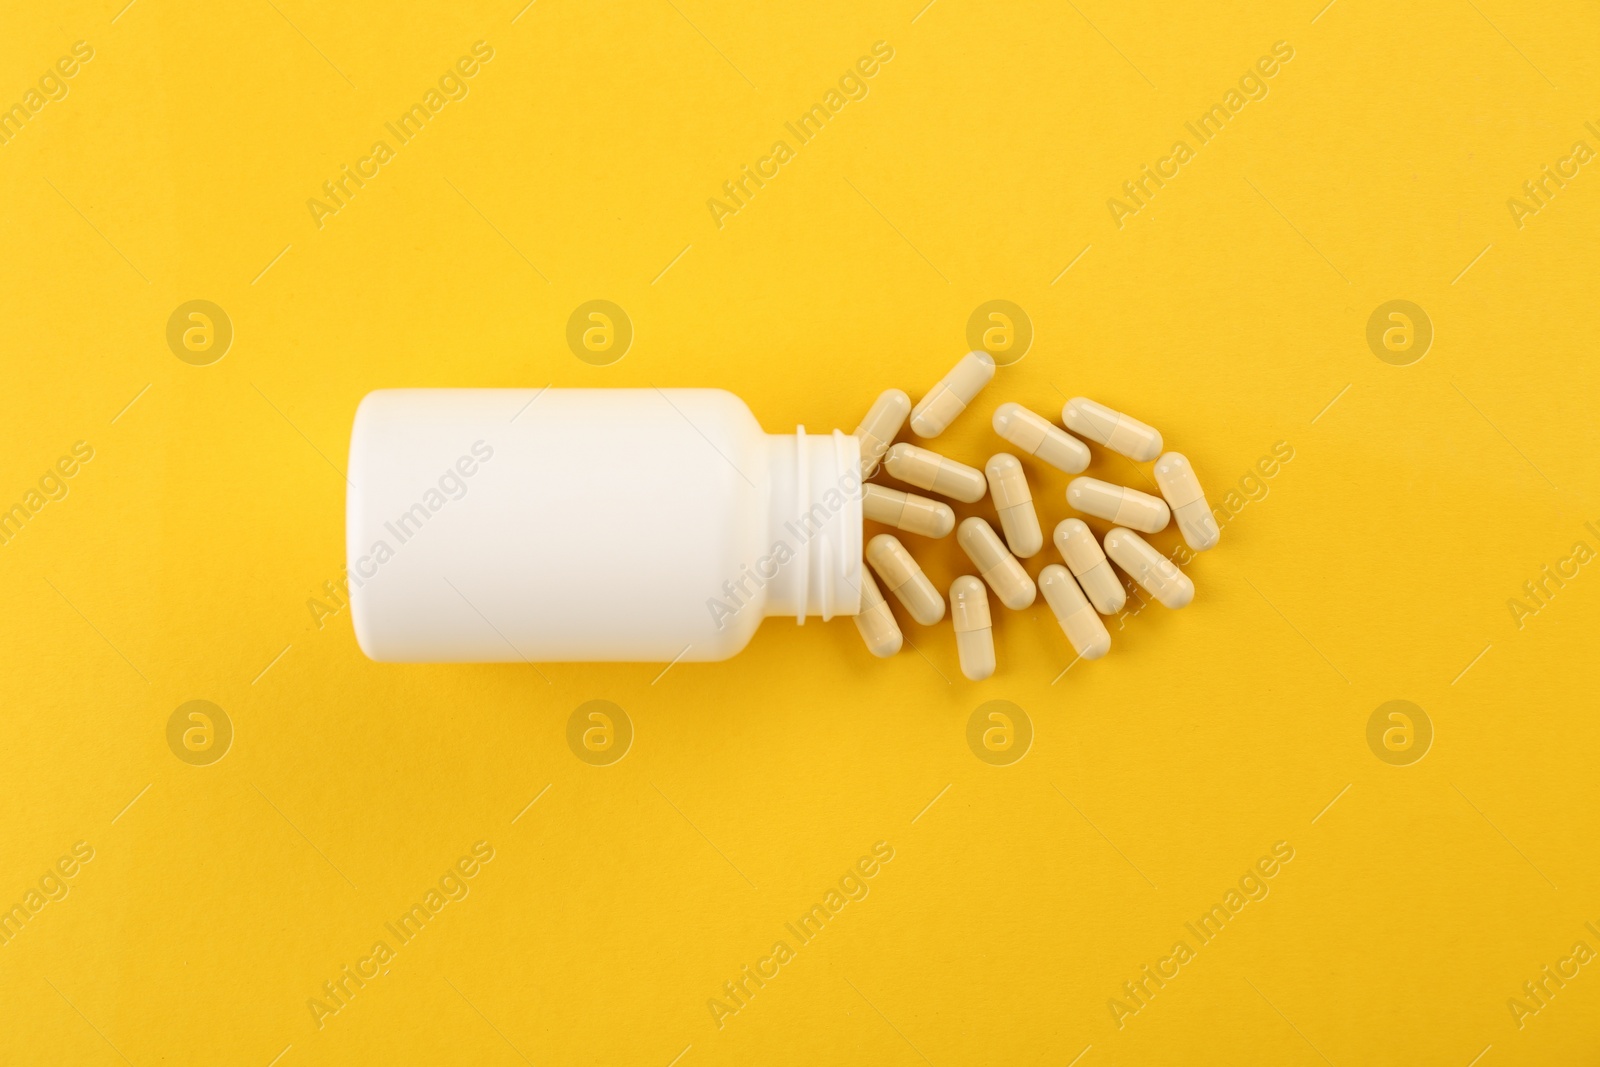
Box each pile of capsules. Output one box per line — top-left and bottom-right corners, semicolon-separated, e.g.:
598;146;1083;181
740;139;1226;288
849;351;1219;680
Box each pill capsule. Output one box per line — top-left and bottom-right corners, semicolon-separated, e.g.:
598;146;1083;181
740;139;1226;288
1038;564;1111;660
985;453;1043;558
866;534;946;625
853;567;903;658
884;443;987;503
1061;397;1163;462
956;517;1036;610
1066;477;1170;534
1103;528;1194;609
910;351;995;438
949;575;996;681
1053;519;1125;615
863;484;955;538
854;388;911;478
1153;452;1219;552
992;402;1090;474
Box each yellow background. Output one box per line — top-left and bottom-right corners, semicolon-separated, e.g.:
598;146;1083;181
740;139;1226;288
3;0;1598;1063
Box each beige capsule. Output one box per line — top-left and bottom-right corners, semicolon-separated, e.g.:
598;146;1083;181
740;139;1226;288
992;402;1090;474
1103;528;1194;609
1066;477;1170;534
985;453;1043;558
1153;452;1219;552
854;389;911;478
852;567;903;658
866;534;946;625
884;443;987;503
1052;519;1125;615
910;351;995;438
949;575;996;681
863;484;956;538
1061;397;1163;462
1038;564;1110;660
956;517;1036;610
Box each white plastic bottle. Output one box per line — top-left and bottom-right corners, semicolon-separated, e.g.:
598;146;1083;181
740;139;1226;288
346;389;863;663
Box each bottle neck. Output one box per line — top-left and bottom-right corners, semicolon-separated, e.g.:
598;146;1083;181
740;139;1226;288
763;428;863;621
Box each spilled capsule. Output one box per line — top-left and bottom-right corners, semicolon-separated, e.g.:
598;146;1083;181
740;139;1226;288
1067;477;1170;534
884;443;987;503
950;576;996;681
863;484;955;538
866;534;945;625
985;453;1043;558
910;351;995;438
1104;528;1194;609
1053;519;1125;615
854;389;911;478
853;567;903;658
1153;452;1219;552
956;517;1036;610
992;402;1090;474
1039;564;1111;660
1062;397;1163;462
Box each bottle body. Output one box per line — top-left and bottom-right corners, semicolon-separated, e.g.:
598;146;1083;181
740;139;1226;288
346;388;862;663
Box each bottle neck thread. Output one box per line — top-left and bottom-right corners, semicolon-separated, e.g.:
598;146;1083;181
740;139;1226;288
764;428;863;621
